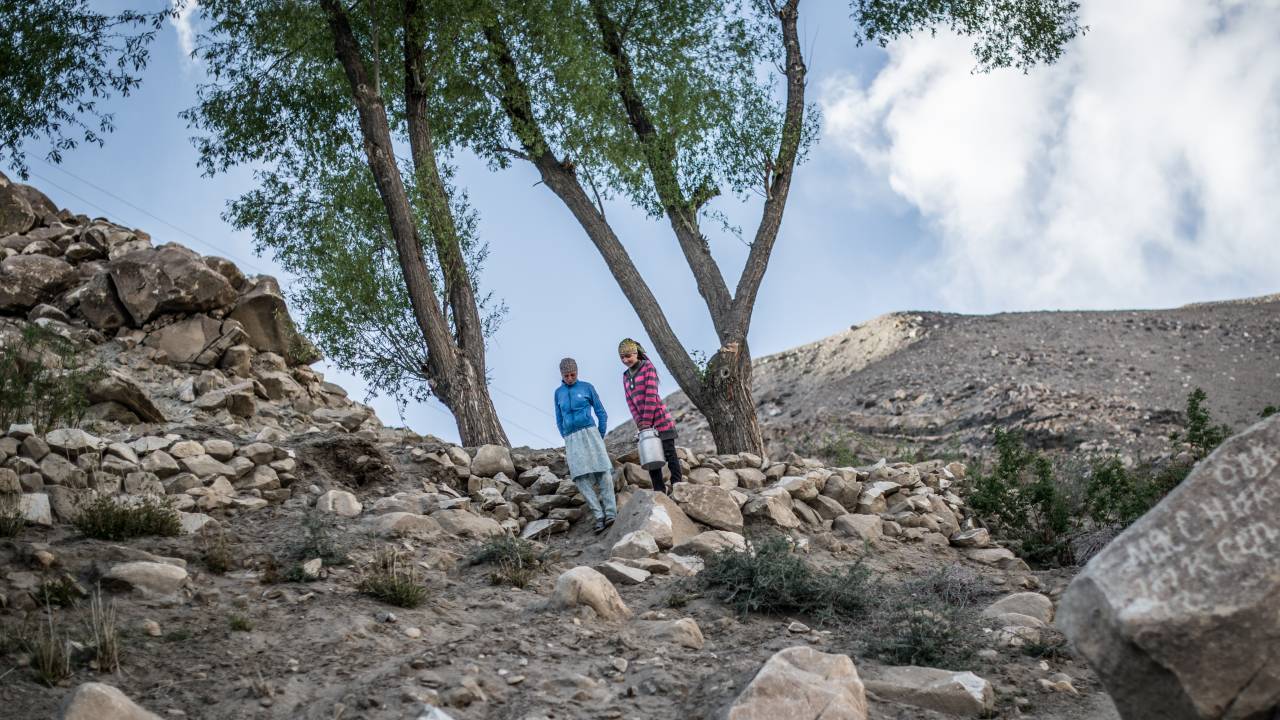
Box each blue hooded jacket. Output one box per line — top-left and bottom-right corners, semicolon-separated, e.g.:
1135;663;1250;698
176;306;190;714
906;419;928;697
555;380;607;438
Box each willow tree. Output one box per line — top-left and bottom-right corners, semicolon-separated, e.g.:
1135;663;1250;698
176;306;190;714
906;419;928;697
186;1;510;445
446;0;1082;454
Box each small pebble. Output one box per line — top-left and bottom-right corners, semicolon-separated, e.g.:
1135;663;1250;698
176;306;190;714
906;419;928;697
142;620;162;637
404;627;422;639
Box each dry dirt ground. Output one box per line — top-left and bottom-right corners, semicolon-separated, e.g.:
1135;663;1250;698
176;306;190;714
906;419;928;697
3;463;1120;720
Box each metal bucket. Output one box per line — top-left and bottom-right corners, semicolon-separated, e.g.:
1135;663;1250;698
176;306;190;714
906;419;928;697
637;428;665;470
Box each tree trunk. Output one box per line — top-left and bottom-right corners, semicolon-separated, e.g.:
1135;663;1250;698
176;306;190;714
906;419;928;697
430;349;507;446
697;341;764;454
323;0;508;447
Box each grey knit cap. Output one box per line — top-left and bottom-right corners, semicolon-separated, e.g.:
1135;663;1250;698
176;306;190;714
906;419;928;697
559;357;578;374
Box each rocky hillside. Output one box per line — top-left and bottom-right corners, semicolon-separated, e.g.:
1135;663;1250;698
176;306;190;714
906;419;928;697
0;175;1128;719
618;303;1280;461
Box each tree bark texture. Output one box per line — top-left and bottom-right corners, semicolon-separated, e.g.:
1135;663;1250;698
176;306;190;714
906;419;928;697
322;0;508;446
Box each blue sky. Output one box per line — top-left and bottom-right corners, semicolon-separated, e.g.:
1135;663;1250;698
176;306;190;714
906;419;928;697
20;1;1280;447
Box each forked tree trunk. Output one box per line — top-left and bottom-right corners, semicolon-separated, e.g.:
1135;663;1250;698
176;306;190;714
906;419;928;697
696;343;764;454
323;0;508;447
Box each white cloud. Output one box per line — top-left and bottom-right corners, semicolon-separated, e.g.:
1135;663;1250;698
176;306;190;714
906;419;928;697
172;0;200;65
820;0;1280;312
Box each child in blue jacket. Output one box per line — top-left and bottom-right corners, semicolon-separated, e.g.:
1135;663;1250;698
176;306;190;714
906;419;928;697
554;357;615;532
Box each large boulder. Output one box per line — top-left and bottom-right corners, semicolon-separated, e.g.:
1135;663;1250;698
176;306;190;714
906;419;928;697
143;315;223;364
862;666;994;717
470;444;516;478
671;482;744;533
101;562;188;600
431;509;503;538
983;592;1053;625
88;370;166;423
227;275;319;363
604;489;699;550
549;566;631;621
724;646;867;720
0;173;38;235
75;272;131;331
109;245;237;325
1058;416;1280;720
0;254;77;312
60;682;162;720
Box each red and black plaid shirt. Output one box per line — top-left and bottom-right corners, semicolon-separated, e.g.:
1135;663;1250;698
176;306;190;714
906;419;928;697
623;359;675;432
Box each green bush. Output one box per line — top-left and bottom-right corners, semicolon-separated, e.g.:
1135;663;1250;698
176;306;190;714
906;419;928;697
866;570;984;669
296;510;349;565
1262;405;1277;420
966;430;1075;566
701;536;873;625
73;495;182;540
0;324;105;433
1083;458;1189;527
469;536;546;589
1181;387;1232;459
358;548;427;608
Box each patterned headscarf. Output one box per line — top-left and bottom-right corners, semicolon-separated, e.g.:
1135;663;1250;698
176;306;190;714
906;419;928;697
617;338;644;357
559;357;578;374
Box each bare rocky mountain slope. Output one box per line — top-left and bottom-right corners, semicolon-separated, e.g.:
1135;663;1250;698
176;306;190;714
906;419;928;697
614;303;1280;462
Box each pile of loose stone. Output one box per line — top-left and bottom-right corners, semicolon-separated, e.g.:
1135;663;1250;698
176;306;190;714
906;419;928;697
0;171;381;439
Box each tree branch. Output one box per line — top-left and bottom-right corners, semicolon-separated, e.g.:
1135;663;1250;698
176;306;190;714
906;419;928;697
730;0;806;343
587;0;735;339
480;18;705;401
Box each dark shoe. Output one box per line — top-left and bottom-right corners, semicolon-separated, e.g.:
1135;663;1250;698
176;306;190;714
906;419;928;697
604;516;615;528
593;519;607;534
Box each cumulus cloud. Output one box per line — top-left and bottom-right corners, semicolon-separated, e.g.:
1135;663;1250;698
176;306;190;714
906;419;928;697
172;0;200;65
820;0;1280;311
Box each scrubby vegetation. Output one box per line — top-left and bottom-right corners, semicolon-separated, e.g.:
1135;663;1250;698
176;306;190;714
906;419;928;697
73;495;181;540
469;536;547;589
968;387;1231;566
358;547;427;608
699;542;986;665
0;495;24;537
295;510;349;565
0;324;105;433
701;536;874;625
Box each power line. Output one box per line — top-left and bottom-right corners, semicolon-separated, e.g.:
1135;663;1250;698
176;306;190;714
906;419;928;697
33;161;290;284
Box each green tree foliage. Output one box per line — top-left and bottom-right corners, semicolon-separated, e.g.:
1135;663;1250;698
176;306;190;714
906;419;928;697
1181;387;1233;459
0;2;173;177
0;323;105;432
186;0;510;443
967;429;1073;565
228;152;504;412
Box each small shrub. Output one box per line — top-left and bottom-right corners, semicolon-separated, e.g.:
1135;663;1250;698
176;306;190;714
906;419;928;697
38;575;83;609
966;430;1075;566
228;613;253;632
296;510;348;564
1262;405;1277;419
900;566;988;609
1084;458;1189;527
284;562;319;583
469;536;545;588
73;494;181;540
867;598;980;669
0;495;25;537
201;530;235;574
358;547;427;608
27;612;72;686
701;536;874;625
664;579;701;608
1023;629;1072;660
163;628;193;643
1181;388;1232;459
0;323;106;433
86;590;120;673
